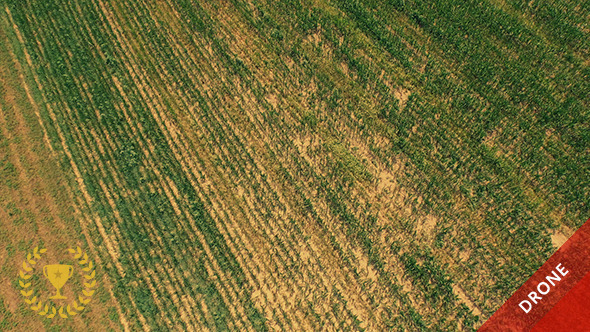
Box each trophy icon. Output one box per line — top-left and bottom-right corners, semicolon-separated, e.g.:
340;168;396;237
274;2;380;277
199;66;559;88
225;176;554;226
43;264;74;299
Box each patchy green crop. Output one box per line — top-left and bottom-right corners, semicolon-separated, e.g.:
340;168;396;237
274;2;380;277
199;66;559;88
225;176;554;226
0;0;587;330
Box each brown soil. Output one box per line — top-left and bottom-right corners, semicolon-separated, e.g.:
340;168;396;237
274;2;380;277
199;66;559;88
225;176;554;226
0;9;123;331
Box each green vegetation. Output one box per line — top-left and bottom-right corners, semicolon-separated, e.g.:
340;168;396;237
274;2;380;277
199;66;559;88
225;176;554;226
0;0;587;330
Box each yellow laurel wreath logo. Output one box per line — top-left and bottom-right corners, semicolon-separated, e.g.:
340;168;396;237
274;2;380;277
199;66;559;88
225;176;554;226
18;246;98;319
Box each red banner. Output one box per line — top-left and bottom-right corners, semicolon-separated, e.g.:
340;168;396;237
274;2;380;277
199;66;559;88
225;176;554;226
532;268;590;331
479;218;590;331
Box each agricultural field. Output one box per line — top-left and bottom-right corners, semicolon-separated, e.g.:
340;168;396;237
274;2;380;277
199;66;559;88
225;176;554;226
0;0;588;330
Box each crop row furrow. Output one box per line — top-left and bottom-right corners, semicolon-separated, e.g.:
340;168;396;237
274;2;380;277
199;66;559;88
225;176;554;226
4;8;149;330
12;3;245;330
108;0;338;328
